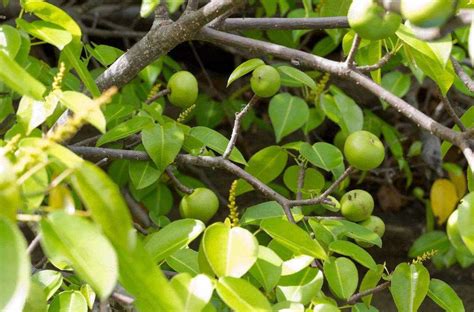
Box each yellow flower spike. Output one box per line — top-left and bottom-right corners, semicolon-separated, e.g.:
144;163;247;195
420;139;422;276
412;250;438;264
177;104;196;124
313;72;330;105
147;83;161;102
227;180;239;227
52;62;66;91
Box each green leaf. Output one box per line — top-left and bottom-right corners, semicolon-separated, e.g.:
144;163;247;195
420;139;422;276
249;246;283;292
0;24;21;57
69;161;135;250
40;212;118;299
97;116;151;146
303;107;326;135
0;217;30;311
62;45;100;97
240;201;298;225
216;277;272;312
186;126;247;164
390;263;430;312
56;90;106;133
300;142;343;171
276;268;324;305
17;94;58;135
323;257;358;300
321;220;382;248
79;284;95;310
140;0;161;18
320;93;363;136
283;165;325;194
458;192;474;254
21;166;48;211
427;279;464;312
408;231;450;258
23;280;47;312
87;44;123;67
469;19;474;66
261;218;327;260
319;0;351;43
269;93;309;142
142;122;184;173
170;273;214;312
359;265;384;307
144;219;205;263
166;249;200;276
381;72;411;109
202;223;259;277
48;291;87;312
32;270;63;300
236;145;288;195
0;51;46;99
129;160;160;189
328;240;377;270
227;58;265;86
16;19;72;50
276;66;316;90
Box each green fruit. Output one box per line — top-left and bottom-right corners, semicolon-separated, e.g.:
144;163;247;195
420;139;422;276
250;65;281;98
446;210;467;250
179;188;219;223
333;130;347;151
344;130;385;171
167;71;198;108
341;189;374;222
412;187;425;201
356;215;385;248
401;0;454;28
348;0;402;40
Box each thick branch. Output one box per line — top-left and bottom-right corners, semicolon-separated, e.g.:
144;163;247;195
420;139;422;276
219;17;349;31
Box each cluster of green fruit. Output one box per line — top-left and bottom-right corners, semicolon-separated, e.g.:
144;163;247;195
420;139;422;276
348;0;454;40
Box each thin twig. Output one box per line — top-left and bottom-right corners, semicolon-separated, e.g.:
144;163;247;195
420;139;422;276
219;17;350;31
451;56;474;93
145;89;170;104
345;34;361;68
122;188;151;227
165;167;194;194
357;51;394;72
27;234;42;254
347;281;390;305
296;162;305;201
439;94;466;131
411;10;473;41
222;95;259;159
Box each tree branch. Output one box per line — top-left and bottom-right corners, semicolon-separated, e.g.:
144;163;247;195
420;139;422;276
222;95;259;159
411;10;473;41
347;281;390;305
345;34;361;68
218;17;349;31
357;51;394;72
451;56;474;93
439;94;466;131
165;167;194;194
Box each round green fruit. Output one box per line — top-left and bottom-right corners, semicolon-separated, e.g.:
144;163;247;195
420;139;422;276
333;130;347;151
348;0;402;40
341;189;374;222
401;0;454;28
179;188;219;223
167;71;198;108
344;130;385;171
356;215;385;248
250;65;281;98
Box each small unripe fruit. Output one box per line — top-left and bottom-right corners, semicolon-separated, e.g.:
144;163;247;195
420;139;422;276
341;189;374;222
333;130;347;151
348;0;401;40
167;71;198;108
401;0;454;28
344;130;385;171
250;65;281;98
179;188;219;223
356;215;385;248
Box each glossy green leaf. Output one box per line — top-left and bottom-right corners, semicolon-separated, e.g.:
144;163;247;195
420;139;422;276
216;277;271;312
70;161;135;250
48;291;87;312
16;19;72;50
313;303;341;312
170;273;214;312
249;246;283;292
23;280;47;312
319;0;351;42
458;192;474;254
79;284;95;310
203;223;258;277
97;116;151;146
303;107;326;135
300;142;343;171
324;257;358;300
145;219;205;263
0;24;21;57
0;51;46;99
320;93;363;137
0;217;30;311
227;58;265;86
261;218;327;260
32;270;63;300
276;268;324;305
87;44;123;67
236;145;288;195
381;72;411;109
140;0;160;17
240;201;301;225
142;182;173;216
62;45;100;97
408;231;450;258
277;66;316;90
17;94;58;135
329;240;377;270
129;160;160;189
186;126;246;164
359;265;384;307
273;301;305;312
269;93;309;142
142;122;184;173
166;249;200;276
40;212;118;299
321;220;382;248
390;263;430;312
56;90;106;133
427;279;464;312
283;165;325;194
21;166;48;211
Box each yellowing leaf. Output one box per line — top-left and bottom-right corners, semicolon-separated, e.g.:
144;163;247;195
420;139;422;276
448;171;467;199
430;179;458;225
